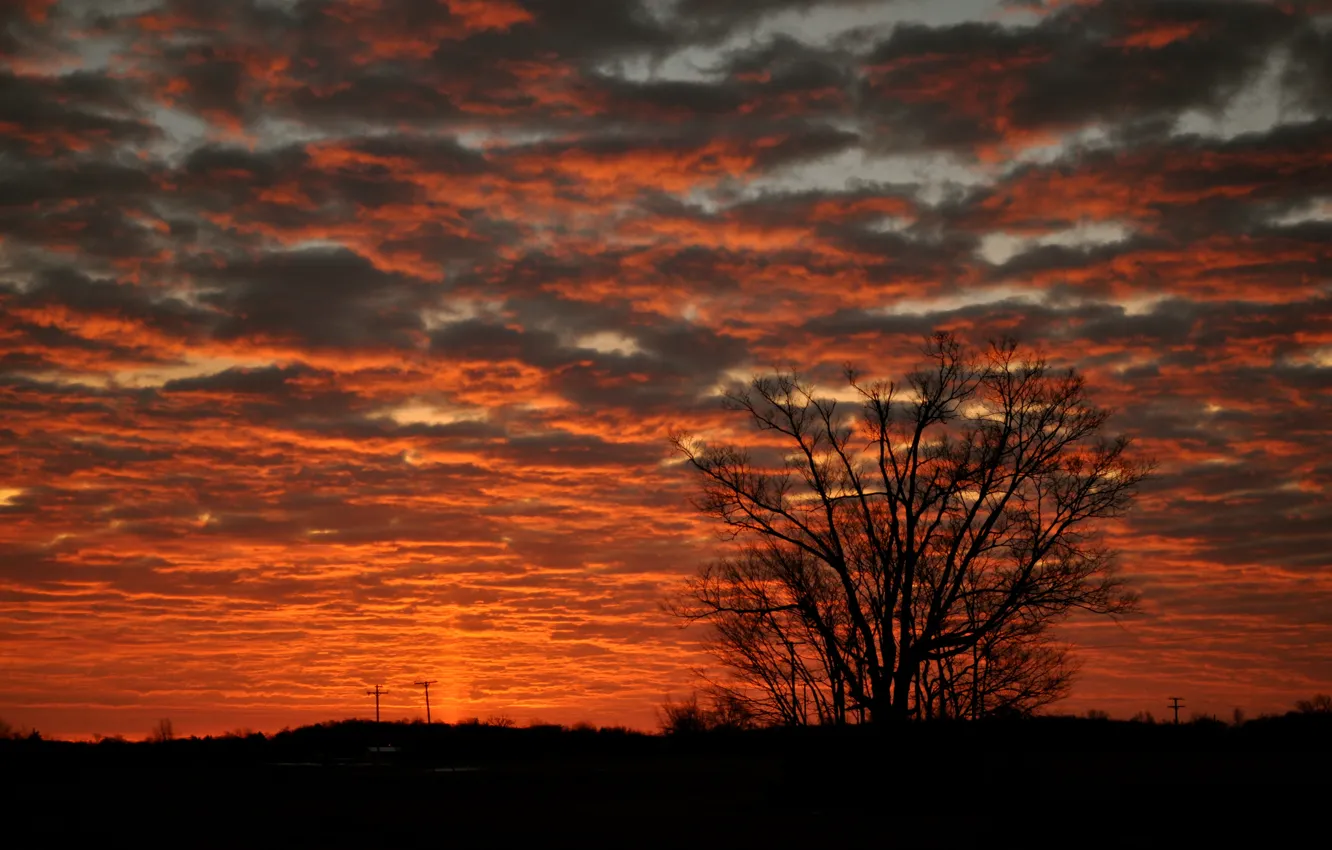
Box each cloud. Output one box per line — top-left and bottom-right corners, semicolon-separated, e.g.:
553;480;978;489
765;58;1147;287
861;0;1304;158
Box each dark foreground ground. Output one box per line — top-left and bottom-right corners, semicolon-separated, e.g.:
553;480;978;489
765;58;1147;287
6;716;1329;848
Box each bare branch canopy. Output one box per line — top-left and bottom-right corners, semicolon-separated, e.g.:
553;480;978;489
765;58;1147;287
668;332;1152;724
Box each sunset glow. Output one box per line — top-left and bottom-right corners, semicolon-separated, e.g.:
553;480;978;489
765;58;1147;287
1;0;1329;739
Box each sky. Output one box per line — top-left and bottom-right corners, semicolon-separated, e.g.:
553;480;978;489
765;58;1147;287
1;0;1329;739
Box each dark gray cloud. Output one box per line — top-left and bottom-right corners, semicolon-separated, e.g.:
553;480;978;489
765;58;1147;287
861;1;1304;155
0;70;154;161
195;248;428;347
1283;23;1332;115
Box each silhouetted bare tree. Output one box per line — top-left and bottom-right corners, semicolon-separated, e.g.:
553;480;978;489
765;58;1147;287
670;333;1149;724
657;690;757;734
916;616;1076;719
658;694;712;735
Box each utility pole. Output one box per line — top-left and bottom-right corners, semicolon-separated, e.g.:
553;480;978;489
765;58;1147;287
1168;696;1185;725
414;680;438;723
367;684;387;723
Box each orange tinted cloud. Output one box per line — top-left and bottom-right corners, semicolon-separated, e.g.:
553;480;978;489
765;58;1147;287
974;129;1332;232
1112;20;1204;49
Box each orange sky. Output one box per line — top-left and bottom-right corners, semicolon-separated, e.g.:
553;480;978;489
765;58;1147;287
1;0;1330;739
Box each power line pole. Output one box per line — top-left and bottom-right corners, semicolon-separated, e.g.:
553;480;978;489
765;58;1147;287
1168;696;1185;725
414;680;438;723
367;684;387;723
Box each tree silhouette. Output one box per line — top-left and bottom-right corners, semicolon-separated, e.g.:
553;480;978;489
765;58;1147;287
148;718;174;743
657;694;712;735
657;690;757;734
669;333;1150;724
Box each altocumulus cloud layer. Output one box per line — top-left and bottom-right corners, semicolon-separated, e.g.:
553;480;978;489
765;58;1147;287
1;0;1329;736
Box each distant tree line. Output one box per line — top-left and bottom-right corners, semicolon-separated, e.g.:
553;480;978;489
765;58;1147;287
656;693;1332;735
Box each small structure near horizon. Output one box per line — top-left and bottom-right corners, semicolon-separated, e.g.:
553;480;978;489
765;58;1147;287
366;684;387;723
1168;696;1185;724
414;679;438;723
366;743;399;766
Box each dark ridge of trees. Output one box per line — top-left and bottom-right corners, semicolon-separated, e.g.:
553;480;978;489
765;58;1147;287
669;333;1152;724
0;718;661;768
4;706;1330;770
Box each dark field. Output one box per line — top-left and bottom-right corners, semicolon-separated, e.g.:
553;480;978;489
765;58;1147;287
6;717;1328;847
